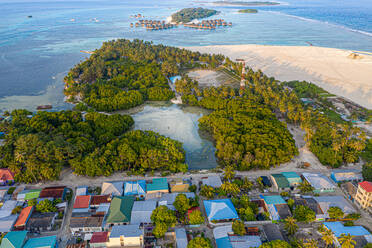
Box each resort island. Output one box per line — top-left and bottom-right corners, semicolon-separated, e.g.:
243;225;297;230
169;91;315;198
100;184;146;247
171;7;219;23
0;39;371;248
238;8;259;13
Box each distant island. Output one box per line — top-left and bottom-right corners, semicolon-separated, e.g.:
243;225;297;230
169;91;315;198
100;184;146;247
238;9;258;13
171;7;219;23
213;1;279;6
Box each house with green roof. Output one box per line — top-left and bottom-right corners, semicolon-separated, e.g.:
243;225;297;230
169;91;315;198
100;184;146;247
106;196;134;226
25;189;42;201
270;174;290;191
146;178;169;194
0;231;27;248
281;172;302;187
23;235;57;248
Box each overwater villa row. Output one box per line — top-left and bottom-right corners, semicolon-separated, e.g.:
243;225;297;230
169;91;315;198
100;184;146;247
184;19;232;30
130;20;178;30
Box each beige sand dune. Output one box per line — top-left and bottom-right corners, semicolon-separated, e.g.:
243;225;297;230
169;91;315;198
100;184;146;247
187;45;372;109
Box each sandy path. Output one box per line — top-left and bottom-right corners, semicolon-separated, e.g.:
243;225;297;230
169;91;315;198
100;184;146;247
186;45;372;109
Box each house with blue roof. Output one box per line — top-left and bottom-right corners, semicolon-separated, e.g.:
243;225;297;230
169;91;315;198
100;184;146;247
204;199;239;223
261;195;291;221
0;231;27;248
324;222;370;237
23;235;57;248
146;178;168;195
124;180;146;199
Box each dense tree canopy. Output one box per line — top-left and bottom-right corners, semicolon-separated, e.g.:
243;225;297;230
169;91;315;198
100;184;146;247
171;8;219;23
187;237;213;248
64;39;224;111
0;110;186;182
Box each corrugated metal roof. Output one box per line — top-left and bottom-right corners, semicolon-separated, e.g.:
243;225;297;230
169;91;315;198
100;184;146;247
204;199;238;221
324;222;370;237
202;176;222;188
1;231;27;248
23;235;57;248
175;228;188;248
147;178;168;192
271;174;290;188
130;201;157;225
90;232;109;244
261;195;286;205
14;206;33;227
124;180;146;196
73;195;91;209
110;224;143;238
101;182;123;196
302;173;336;190
314;196;355;215
106;196;134;223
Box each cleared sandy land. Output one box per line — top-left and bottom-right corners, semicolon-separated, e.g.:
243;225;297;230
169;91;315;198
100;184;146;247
187;45;372;109
187;69;240;87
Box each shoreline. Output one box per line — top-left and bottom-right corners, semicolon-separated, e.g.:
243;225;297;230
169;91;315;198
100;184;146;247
186;44;372;109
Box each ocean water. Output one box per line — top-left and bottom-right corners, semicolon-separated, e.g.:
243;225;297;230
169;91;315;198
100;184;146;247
0;0;372;111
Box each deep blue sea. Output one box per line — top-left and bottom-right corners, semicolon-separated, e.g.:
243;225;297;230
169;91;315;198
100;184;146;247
0;0;372;111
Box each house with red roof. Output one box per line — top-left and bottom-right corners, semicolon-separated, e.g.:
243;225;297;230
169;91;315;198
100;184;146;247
0;168;15;185
73;195;91;213
13;206;34;230
90;231;109;248
355;181;372;211
39;186;66;200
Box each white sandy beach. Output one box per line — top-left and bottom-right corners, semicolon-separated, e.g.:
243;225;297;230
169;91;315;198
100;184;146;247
187;45;372;109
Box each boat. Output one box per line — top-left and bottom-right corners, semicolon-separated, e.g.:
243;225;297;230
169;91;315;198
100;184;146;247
70;18;75;22
37;105;52;110
27;15;32;18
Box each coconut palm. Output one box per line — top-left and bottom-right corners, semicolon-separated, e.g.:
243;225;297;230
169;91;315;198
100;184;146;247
303;238;318;248
284;216;298;236
339;234;356;248
321;228;334;247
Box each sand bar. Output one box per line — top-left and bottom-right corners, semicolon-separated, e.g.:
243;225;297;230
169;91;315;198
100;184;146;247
187;45;372;109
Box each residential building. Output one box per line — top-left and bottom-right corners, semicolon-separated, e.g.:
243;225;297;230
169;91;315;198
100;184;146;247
302;172;336;193
26;212;56;232
0;168;15;185
0;200;17;218
76;186;88;196
0;231;27;248
107;225;144;248
13;206;33;230
0;215;18;233
146;178;168;195
106;196;134;226
175;228;188;248
130;200;157;225
270;174;290;191
23;235;57;248
39;186;66;200
294;196;324;221
70;212;104;235
0;187;9;201
355;181;372;210
90;232;109;248
281;172;302;187
90;195;111;208
324;222;371;247
261;195;291;221
314;196;356;219
259;176;272;187
169;179;190;193
124;180;146;199
204;199;239;223
73;195;91;213
201;176;222;188
101;182;124;197
330;169;363;183
343;182;358;201
153;192;195;210
263;223;284;242
214;225;262;248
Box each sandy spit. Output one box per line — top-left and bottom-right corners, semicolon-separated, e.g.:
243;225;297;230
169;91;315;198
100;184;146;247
186;45;372;109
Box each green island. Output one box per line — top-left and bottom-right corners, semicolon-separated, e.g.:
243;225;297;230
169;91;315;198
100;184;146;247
0;39;369;183
238;9;258;13
171;8;219;23
214;1;280;6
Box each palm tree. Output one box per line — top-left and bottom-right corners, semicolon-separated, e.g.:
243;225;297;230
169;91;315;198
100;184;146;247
284;216;298;236
303;238;318;248
223;165;235;181
321;229;334;248
339;234;356;248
